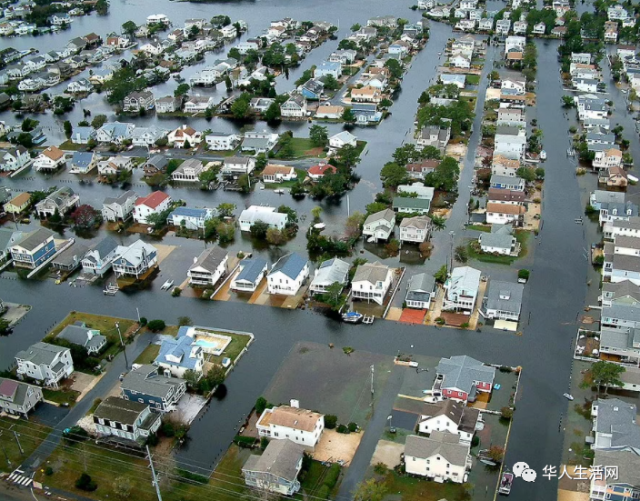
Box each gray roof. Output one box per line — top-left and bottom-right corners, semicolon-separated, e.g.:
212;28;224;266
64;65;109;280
103;190;138;207
58;322;106;351
0;378;38;407
495;125;521;136
120;364;185;400
480;224;515;250
235;258;268;284
0;228;23;254
600;201;638;218
600;327;638;351
15;342;69;366
616;236;640;250
593;450;640;487
490;174;524;186
311;257;350;287
603;280;640;304
189;247;228;274
270;253;308;280
406;272;435;303
52;243;89;267
85;237;119;263
436;355;495;394
603;303;640;323
353;261;390;284
613;217;640;231
485;280;524;314
242;439;304;482
15;228;54;251
225;156;253;166
94;396;153;426
610;253;640;273
364;208;396;226
71;151;94;168
592;190;626;206
400;216;431;230
147;155;169;170
405;431;469;466
593;398;640;450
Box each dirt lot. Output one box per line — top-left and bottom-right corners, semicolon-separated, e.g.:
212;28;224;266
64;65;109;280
485;88;501;100
155;244;177;265
370;440;404;469
311;429;362;465
69;372;102;402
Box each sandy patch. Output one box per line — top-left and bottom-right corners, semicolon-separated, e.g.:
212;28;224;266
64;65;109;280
385;307;403;321
69;372;99;397
446;143;467;162
558;489;590;501
311;429;363;466
485;88;501;100
155;244;177;265
77;414;97;434
371;440;404;469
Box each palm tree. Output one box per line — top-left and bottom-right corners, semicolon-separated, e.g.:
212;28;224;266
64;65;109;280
431;215;446;230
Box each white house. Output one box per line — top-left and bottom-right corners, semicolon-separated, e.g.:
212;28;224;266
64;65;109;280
399;215;431;244
167;125;202;148
187;247;228;286
257;403;325;448
168;207;215;230
93;397;161;444
15;342;74;388
0;146;30;172
309;257;350;295
329;131;357;149
280;94;308;118
238;206;287;232
443;266;481;312
171;159;206;182
352;261;393;305
0;378;43;418
242;440;305;496
34;146;66;172
267;253;310;296
479;224;518;255
131;126;167;147
363;209;396;242
483;280;524;322
417;400;480;444
405;432;471;483
261;164;296;183
314;61;342;79
206;132;241;151
405;272;436;310
81;237;119;277
231;258;268;292
133;191;171;224
222;156;256;177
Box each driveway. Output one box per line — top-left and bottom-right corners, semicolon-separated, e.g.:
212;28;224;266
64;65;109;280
312;429;363;466
370;440;403;469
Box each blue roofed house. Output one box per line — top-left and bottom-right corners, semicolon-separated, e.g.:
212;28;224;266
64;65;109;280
489;175;525;191
58;322;107;355
187;247;229;286
96;122;135;144
10;228;56;269
314;61;342;79
69;151;97;174
231;258;268;292
167;207;216;230
309;257;350;295
121;364;187;413
70;126;96;145
267;253;310;296
155;326;205;378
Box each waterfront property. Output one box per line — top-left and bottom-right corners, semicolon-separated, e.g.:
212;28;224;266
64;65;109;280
242;439;305;495
434;355;496;403
482;280;524;322
33;146;66;172
155;326;205;378
309;257;350;295
58;322;107;355
80;237;119;277
405;273;436;310
352;261;393;306
10;227;56;269
168;207;215;230
404;432;472;483
239;206;287;232
133;191;171;224
417;400;480;444
257;403;325;448
112;240;158;279
187;247;229;286
443;266;482;312
15;342;74;388
363;209;396;242
120;364;187;413
399;216;432;244
102;191;138;222
0;378;43;418
267;253;310;296
35;187;80;219
92;396;161;446
230;258;268;292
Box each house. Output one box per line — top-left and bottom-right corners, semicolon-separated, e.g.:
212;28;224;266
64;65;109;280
308;163;337;180
368;15;397;28
262;164;297;184
599;200;638;227
10;228;56;269
299;79;325;102
183;95;215;113
205;132;241;151
156;95;182;114
501;77;526;94
231;258;268;292
121;365;186;413
573;78;599;93
491;155;521;177
222;157;256;177
0;229;23;263
591;190;628;211
171;159;206;182
363;209;396;242
58;322;107;355
315;105;344;119
81;237;119;277
443;266;482;312
478;18;494;31
168;125;202;148
242;440;305;496
404;432;472;483
168;207;215;230
0;146;30;172
399;216;432;244
405;273;436;309
143;155;168;177
490;174;525;191
352;261;393;305
589;450;640;501
112;240;158;279
587;129;616;147
406;159;439;180
96;122;134;144
5;192;31;214
131;126;167;147
15;342;74;388
123;90;155;113
608;4;629;21
479;224;519;255
242;131;279;153
591;398;640;453
351;86;382;104
238;206;287;232
329;49;357;65
70;127;96;145
483;280;524;322
69;151;97;174
0;378;43;418
603;166;628;188
513;21;527;35
50;241;88;272
329;131;357;149
351;103;383;124
486;202;525;226
593;148;623;171
267;253;310;296
575;95;608;120
434;355;496;402
417;400;480;444
417;125;451;151
449;54;471;69
440;74;466;90
187;247;228;286
601;280;640;308
309;257;350;295
389;40;410;56
496;108;525;128
494;131;527;160
155;326;205;378
133;191;171;224
35;187;79;219
281;94;308;118
249;98;276;114
393;197;431;215
257;403;325;447
93;397;161;445
34;146;66;172
314;61;342;79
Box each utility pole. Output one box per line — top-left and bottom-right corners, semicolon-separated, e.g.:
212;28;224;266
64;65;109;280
116;322;129;370
136;307;141;324
12;429;23;455
449;231;455;273
146;445;163;501
370;364;374;396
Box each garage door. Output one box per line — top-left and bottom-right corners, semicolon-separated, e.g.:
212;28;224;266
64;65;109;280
494;320;518;332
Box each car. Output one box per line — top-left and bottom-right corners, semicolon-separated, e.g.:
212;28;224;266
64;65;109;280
119;372;127;381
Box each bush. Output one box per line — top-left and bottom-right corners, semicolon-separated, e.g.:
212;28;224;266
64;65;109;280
171;287;182;297
500;407;514;421
45;466;54;476
139;317;147;326
147;319;166;332
518;269;530;280
75;473;97;492
162;422;176;437
471;435;480;447
233;435;257;448
336;424;348;434
201;290;213;300
255;396;267;415
260;436;269;450
146;433;159;446
177;469;208;484
348;422;358;433
325;415;338;429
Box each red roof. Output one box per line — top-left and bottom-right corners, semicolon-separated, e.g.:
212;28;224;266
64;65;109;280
0;379;18;399
135;191;169;209
308;163;337;177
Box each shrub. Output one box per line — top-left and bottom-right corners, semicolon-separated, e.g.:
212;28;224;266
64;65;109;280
500;407;514;421
201;290;213;300
171;287;182;297
260;436;269;450
471;435;480;447
146;433;159;446
255;396;267;415
325;415;338;429
147;319;166;332
518;269;530;280
233;435;257;448
162;422;175;437
75;473;97;491
348;422;358;433
45;466;54;476
336;424;348;434
139;317;148;326
460;322;470;329
177;469;208;484
499;365;512;373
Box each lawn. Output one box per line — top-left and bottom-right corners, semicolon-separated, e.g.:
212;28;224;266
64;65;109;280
466;74;480;85
383;471;466;501
467;230;530;265
58;140;84;151
262;168;307;189
133;344;160;365
298;460;342;500
200;329;252;365
43;388;80;407
281;137;326;159
466;224;491;233
45;312;138;362
0;418;49;473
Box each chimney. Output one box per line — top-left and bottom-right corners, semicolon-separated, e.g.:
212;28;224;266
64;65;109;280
290;399;299;408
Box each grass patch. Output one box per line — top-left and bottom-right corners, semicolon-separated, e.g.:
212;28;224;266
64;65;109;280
299;460;342;500
0;418;49;473
42;388;80;407
203;330;252;365
133;344;161;365
58;140;84;151
466;74;480;85
468;230;530;265
467;224;491;232
383;471;466;501
263;168;307;189
283;137;325;159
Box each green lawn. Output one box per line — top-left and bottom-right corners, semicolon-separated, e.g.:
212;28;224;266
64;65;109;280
466;224;491;233
280;137;326;159
383;471;467;501
466;74;480;85
263;168;307;189
133;344;160;365
468;230;530;265
0;418;49;473
203;330;252;365
42;388;80;407
58;140;84;151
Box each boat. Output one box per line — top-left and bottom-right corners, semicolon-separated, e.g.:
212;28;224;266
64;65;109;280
313;223;326;230
274;189;285;194
480;459;498;466
498;471;514;495
342;311;363;323
161;280;174;291
363;315;375;324
540;150;547;161
563;393;574;400
103;283;119;296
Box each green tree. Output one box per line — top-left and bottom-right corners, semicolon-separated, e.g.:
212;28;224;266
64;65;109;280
351;23;361;31
342;107;356;123
63;120;72;138
217;222;235;243
424;156;460;192
337;144;360;168
516;166;536;183
217;203;236;217
266;227;286;245
322;74;340;91
384;59;403;79
146;208;171;230
250;220;269;239
353;479;388;501
345;211;365;239
585;361;626;394
309;125;328;147
174;83;190;97
255;396;268;415
91;114;107;129
231;94;252;119
278;205;298;224
224;75;233;91
147;320;166;332
178;316;193;326
255;153;268;171
122;20;137;35
311;206;322;221
113;477;132;500
380;162;408;188
562;95;575;108
431;215;446;231
264;101;281;122
238;173;251;193
321;282;345;311
434;264;448;283
454;245;468;263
